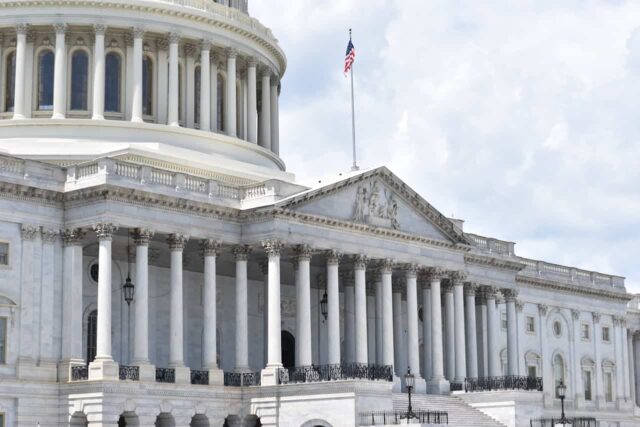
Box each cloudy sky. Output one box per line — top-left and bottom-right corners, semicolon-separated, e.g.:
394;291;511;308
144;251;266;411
251;0;640;293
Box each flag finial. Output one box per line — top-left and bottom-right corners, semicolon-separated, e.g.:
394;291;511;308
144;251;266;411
349;28;352;40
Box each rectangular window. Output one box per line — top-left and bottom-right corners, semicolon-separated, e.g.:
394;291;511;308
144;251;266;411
583;370;592;401
528;365;537;378
526;316;535;333
604;372;613;402
0;242;8;265
0;413;5;427
501;312;507;330
602;326;611;343
581;324;590;340
0;317;6;364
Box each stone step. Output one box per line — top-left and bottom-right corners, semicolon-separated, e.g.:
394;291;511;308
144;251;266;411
392;394;507;427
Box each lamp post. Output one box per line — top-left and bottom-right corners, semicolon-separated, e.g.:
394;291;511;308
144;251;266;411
401;367;417;421
320;290;328;322
556;380;571;426
122;232;135;364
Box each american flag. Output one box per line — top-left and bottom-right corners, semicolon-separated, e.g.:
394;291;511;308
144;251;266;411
344;38;355;76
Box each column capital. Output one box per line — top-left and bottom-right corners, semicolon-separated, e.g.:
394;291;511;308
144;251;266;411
232;244;252;261
450;270;467;286
93;24;106;36
247;56;258;68
592;311;601;323
341;270;355;286
424;266;447;281
168;32;181;44
392;277;403;293
131;27;145;39
53;23;67;35
200;239;221;257
293;244;312;262
199;39;211;51
15;24;29;35
41;229;59;244
156;37;169;51
166;233;188;251
378;258;395;274
132;228;154;246
261;239;284;256
482;285;498;299
61;228;86;246
516;300;524;313
260;67;273;79
353;254;369;269
93;223;117;241
441;279;454;293
21;224;39;241
404;263;419;279
538;303;549;316
226;47;238;59
464;282;479;296
502;288;519;301
325;250;342;265
183;43;196;57
613;315;626;326
571;308;580;321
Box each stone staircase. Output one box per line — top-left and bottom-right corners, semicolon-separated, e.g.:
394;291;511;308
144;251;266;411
392;394;507;427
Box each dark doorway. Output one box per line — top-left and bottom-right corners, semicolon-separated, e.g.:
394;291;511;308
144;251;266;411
87;309;97;364
281;331;295;368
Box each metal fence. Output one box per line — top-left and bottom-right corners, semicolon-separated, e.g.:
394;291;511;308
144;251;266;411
465;376;543;392
118;365;139;381
224;371;261;386
278;363;394;384
530;417;597;427
359;410;448;425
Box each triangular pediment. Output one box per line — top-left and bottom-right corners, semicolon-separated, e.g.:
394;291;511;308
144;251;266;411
275;167;469;244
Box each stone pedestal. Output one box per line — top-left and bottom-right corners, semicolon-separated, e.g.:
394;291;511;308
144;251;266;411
89;359;119;380
174;366;191;384
137;363;156;382
58;359;85;382
208;368;224;385
261;367;280;386
414;377;427;394
427;377;450;395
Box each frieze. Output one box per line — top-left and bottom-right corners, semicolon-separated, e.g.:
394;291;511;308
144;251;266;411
353;180;399;230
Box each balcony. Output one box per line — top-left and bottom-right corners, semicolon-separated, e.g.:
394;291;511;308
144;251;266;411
277;363;394;385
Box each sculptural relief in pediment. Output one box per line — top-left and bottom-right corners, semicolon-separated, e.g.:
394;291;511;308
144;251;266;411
353;179;400;230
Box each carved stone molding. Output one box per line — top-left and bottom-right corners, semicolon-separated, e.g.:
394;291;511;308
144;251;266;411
515;300;524;313
482;285;498;299
592;312;601;324
132;228;154;246
424;267;446;282
538;304;549;316
441;279;454;293
325;249;342;265
340;270;355;286
166;233;188;251
53;23;67;35
61;228;85;247
353;254;369;270
247;56;257;68
93;24;106;36
94;223;117;241
156;37;169;51
261;239;284;257
131;27;145;39
502;288;519;302
404;263;419;279
392;277;403;293
450;270;467;286
464;282;479;296
293;244;312;263
20;225;38;241
15;24;29;36
571;309;580;321
41;229;59;244
232;244;252;261
378;258;395;274
353;179;400;230
226;47;238;59
200;239;221;257
183;43;195;57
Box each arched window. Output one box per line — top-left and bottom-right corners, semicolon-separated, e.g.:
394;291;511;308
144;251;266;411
87;309;97;364
70;50;89;110
4;51;16;112
553;354;565;398
38;50;55;110
105;52;121;113
194;66;201;126
142;56;153;116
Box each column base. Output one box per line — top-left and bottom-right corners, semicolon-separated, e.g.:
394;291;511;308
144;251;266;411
427;376;450;395
89;358;119;380
208;368;224;385
261;366;282;386
58;359;85;382
136;363;156;382
173;366;191;384
413;376;427;394
392;374;402;392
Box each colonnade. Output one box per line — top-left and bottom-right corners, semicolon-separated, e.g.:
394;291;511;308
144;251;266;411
5;24;280;153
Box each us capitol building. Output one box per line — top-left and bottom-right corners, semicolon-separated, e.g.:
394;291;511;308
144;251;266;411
0;1;638;426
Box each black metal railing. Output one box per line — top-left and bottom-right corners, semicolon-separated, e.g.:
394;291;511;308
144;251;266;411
530;417;596;427
118;365;140;381
450;381;463;391
190;370;209;385
464;376;543;392
224;371;261;386
359;410;448;425
155;367;175;383
71;365;88;381
278;363;394;385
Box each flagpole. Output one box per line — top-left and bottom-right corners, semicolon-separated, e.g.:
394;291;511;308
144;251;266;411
349;29;359;171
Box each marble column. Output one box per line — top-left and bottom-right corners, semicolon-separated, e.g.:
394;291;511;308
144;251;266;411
443;279;455;381
426;268;449;394
167;233;190;383
354;255;369;364
375;274;383;364
270;78;280;155
343;271;356;364
464;283;479;378
59;229;85;380
633;331;640;406
420;273;432;382
201;239;223;384
614;316;626;406
168;33;180;127
259;69;271;150
381;260;394;368
52;23;67;119
326;250;341;365
130;28;144;123
504;289;519;376
225;48;237;136
210;56;218;131
199;40;211;132
260;261;268;366
622;320;631;401
156;39;168;124
571;309;584;406
485;286;500;377
626;330;635;404
89;224;119;380
294;245;312;366
246;58;258;143
39;229;58;371
233;245;252;372
17;225;37;372
12;24;28;119
592;312;604;408
261;239;284;385
184;44;195;128
132;228;155;380
392;279;406;376
92;25;106;120
405;266;422;385
452;272;467;382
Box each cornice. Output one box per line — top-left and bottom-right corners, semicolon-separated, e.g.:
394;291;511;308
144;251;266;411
0;181;64;208
464;253;526;272
0;0;286;73
516;275;632;303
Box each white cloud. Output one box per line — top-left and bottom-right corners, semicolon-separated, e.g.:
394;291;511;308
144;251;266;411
251;0;640;292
